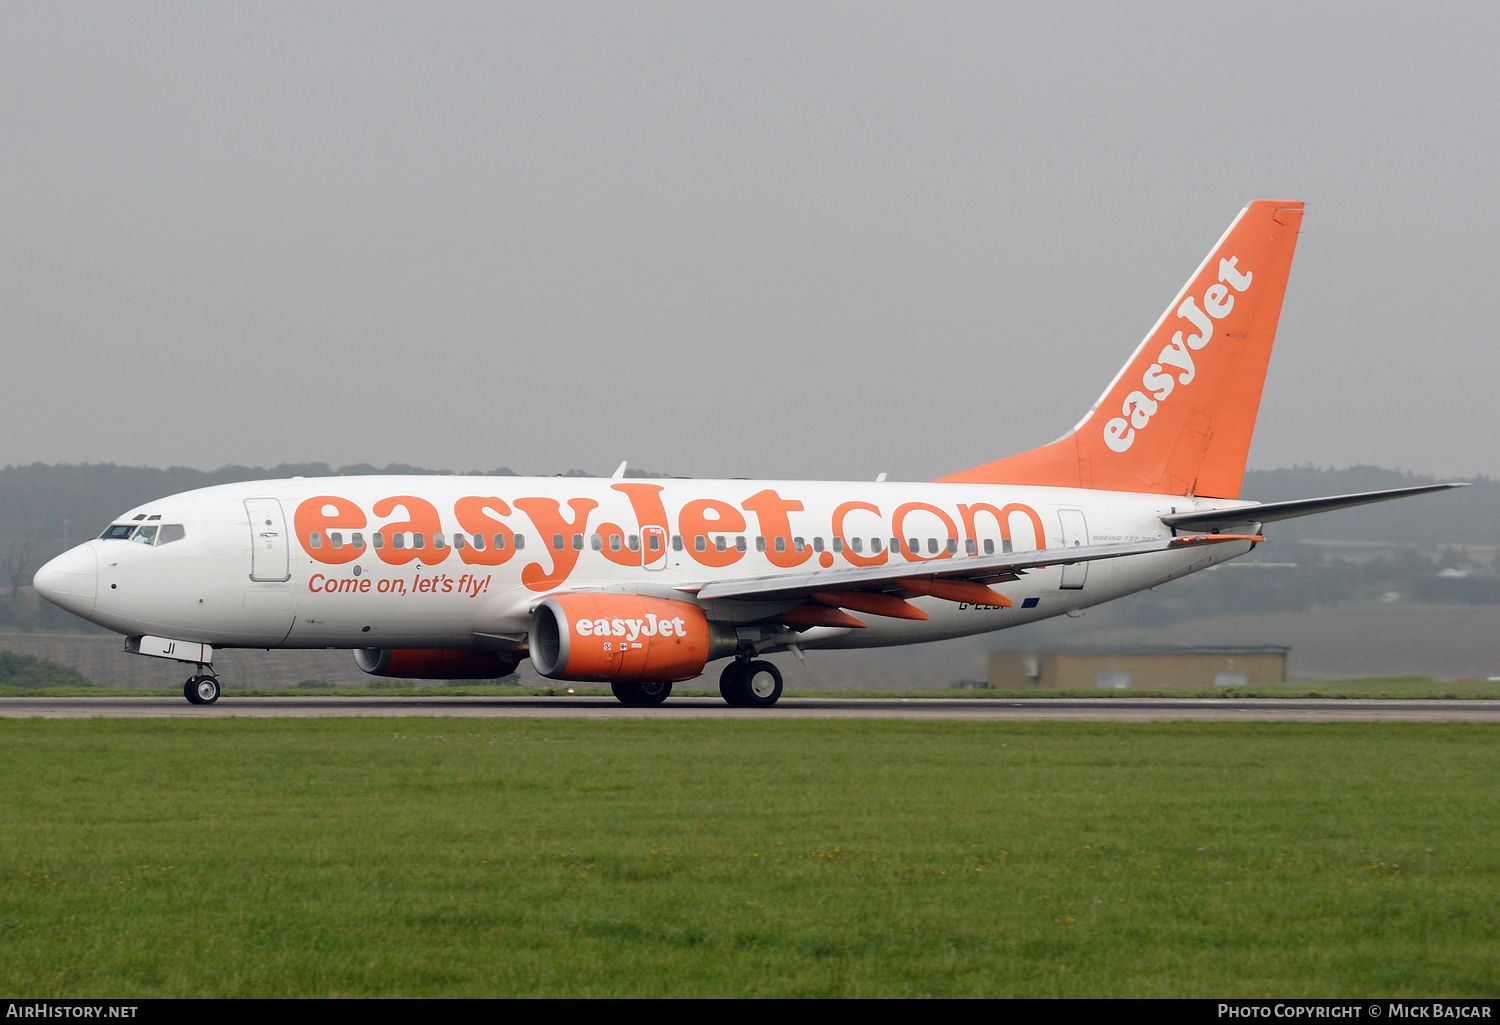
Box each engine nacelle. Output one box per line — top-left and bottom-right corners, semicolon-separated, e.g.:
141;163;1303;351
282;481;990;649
354;648;520;680
528;593;725;683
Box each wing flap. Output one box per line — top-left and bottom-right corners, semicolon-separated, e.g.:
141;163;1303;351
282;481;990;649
693;533;1260;604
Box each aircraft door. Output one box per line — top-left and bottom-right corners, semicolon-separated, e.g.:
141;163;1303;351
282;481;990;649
642;526;668;570
1057;509;1089;590
246;498;291;582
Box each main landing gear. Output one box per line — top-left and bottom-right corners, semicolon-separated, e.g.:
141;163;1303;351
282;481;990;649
183;670;221;705
611;679;673;706
719;659;783;708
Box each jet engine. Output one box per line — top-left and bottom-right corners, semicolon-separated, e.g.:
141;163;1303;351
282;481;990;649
528;593;729;682
354;648;520;680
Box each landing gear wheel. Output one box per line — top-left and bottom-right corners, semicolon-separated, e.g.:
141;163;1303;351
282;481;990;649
719;661;750;707
611;680;672;707
741;660;783;708
184;675;220;705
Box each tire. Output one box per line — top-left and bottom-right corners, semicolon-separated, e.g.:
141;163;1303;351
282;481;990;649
719;661;750;707
187;675;220;705
611;679;672;706
741;660;783;708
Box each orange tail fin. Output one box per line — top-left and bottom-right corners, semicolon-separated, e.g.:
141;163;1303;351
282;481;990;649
936;200;1304;499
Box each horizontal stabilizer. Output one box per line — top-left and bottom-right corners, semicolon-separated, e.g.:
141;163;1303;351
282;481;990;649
1160;483;1469;533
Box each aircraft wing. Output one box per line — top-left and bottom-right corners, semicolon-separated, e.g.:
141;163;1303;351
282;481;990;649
1160;483;1467;533
690;533;1258;606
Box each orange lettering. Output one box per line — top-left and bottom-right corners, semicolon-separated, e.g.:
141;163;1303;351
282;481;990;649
513;497;599;591
373;496;447;566
596;483;670;568
294;495;366;565
742;489;811;568
453;496;518;566
678;499;747;568
832;501;887;567
957;502;1046;551
892;502;958;562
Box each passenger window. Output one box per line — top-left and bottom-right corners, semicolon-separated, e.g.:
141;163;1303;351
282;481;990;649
735;536;747;553
392;534;405;550
851;537;863;553
965;538;976;555
672;535;683;552
648;534;660;552
812;537;824;553
329;532;343;549
352;532;365;550
832;537;843;553
158;524;186;545
793;537;805;553
610;535;622;552
714;536;726;552
453;533;466;550
412;533;425;550
890;537;901;554
928;538;938;555
946;538;957;555
489;534;504;551
695;535;707;552
756;536;766;552
515;534;526;549
471;534;486;551
907;538;917;554
1002;538;1012;554
373;532;386;550
871;537;882;553
628;535;639;551
591;534;604;552
775;537;786;553
552;534;564;551
984;539;995;555
308;531;323;549
571;534;583;551
432;533;445;550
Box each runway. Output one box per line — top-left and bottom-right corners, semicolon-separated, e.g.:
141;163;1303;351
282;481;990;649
2;696;1499;721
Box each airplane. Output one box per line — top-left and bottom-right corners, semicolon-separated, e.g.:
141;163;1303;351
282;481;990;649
33;199;1464;706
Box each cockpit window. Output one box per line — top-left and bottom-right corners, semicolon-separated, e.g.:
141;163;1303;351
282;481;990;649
100;522;185;545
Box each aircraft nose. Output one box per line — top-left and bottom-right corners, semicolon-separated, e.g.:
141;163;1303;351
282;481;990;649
33;544;98;619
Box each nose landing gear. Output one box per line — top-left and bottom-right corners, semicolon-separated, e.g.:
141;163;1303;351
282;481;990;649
183;671;221;705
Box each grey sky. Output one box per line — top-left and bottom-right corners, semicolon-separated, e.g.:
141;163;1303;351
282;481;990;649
2;2;1495;485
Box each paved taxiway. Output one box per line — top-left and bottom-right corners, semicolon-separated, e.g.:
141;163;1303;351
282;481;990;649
2;696;1498;721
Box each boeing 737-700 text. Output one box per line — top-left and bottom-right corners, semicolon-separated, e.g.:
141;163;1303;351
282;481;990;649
33;200;1463;705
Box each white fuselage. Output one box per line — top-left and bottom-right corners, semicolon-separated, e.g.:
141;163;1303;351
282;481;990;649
41;475;1254;656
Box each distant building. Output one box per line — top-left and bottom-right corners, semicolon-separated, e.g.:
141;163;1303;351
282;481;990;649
987;646;1289;690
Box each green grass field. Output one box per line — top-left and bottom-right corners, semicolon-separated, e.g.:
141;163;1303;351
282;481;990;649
1;719;1496;997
